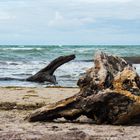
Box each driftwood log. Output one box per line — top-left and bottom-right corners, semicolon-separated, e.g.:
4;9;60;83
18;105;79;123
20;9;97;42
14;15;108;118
26;52;140;124
26;54;75;84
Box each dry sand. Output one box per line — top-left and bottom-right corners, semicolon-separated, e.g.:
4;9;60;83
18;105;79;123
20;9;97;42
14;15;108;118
0;87;140;140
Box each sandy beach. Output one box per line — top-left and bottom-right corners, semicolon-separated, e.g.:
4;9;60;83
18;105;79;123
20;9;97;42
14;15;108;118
0;87;139;140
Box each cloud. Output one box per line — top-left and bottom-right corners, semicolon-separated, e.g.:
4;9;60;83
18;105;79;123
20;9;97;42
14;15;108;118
0;0;139;44
0;11;15;20
46;0;140;31
73;0;132;3
48;11;95;29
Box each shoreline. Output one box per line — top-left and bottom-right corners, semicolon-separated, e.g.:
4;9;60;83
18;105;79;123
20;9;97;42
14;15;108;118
0;87;140;139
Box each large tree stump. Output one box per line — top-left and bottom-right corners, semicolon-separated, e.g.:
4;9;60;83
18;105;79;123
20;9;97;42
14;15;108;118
26;52;140;124
26;54;75;84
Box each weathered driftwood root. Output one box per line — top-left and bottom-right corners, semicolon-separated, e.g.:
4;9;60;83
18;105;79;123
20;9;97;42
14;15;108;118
26;54;75;84
26;52;140;124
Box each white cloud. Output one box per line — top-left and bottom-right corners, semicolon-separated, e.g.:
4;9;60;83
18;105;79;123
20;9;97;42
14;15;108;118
0;0;139;44
0;11;15;20
48;11;95;29
73;0;132;3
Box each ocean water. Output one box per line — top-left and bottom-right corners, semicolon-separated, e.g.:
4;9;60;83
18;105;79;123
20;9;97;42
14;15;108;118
0;45;140;87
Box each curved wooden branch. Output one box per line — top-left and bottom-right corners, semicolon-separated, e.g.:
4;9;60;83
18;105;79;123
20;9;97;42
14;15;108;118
26;54;75;83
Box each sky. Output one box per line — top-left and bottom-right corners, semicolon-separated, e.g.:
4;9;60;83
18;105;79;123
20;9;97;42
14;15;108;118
0;0;140;45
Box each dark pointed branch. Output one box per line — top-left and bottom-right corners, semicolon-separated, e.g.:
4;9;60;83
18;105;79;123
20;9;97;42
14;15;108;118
26;54;75;83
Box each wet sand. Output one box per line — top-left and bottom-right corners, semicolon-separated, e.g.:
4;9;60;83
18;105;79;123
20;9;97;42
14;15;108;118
0;87;140;140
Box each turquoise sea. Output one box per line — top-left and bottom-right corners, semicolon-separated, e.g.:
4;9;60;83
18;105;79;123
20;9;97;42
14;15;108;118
0;45;140;87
